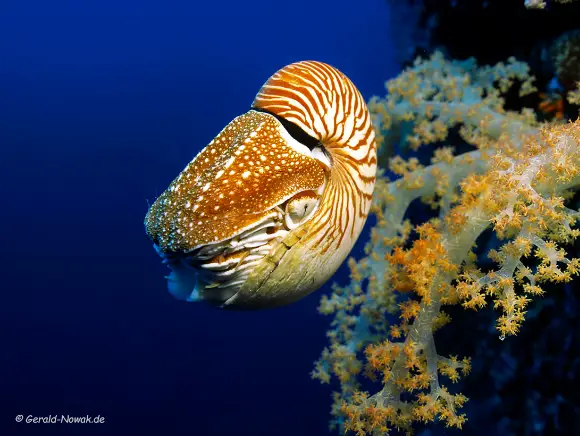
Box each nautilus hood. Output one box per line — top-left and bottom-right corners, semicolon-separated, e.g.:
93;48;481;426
145;110;327;253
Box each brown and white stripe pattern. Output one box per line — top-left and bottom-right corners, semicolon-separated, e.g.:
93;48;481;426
253;61;377;253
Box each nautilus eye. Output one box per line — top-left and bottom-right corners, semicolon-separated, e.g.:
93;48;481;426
284;190;319;230
145;60;377;309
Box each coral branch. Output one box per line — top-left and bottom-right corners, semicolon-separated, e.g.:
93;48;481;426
313;52;580;435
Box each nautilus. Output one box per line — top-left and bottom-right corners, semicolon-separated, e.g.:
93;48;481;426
145;61;377;309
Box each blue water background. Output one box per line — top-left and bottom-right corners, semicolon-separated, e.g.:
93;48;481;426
0;1;398;434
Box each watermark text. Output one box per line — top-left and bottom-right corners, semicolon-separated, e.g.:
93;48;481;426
15;415;105;424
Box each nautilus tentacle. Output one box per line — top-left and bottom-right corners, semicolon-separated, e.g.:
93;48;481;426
145;61;376;309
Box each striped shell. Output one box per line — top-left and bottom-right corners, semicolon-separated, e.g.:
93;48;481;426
145;61;376;308
253;61;376;252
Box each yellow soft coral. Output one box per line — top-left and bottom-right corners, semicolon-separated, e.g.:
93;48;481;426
313;52;580;435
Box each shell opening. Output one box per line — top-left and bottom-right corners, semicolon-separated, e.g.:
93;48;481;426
251;107;319;150
252;108;332;171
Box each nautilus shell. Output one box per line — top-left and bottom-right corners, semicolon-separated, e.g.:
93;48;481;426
145;61;376;309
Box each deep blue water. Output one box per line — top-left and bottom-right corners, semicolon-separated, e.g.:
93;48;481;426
0;1;397;434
